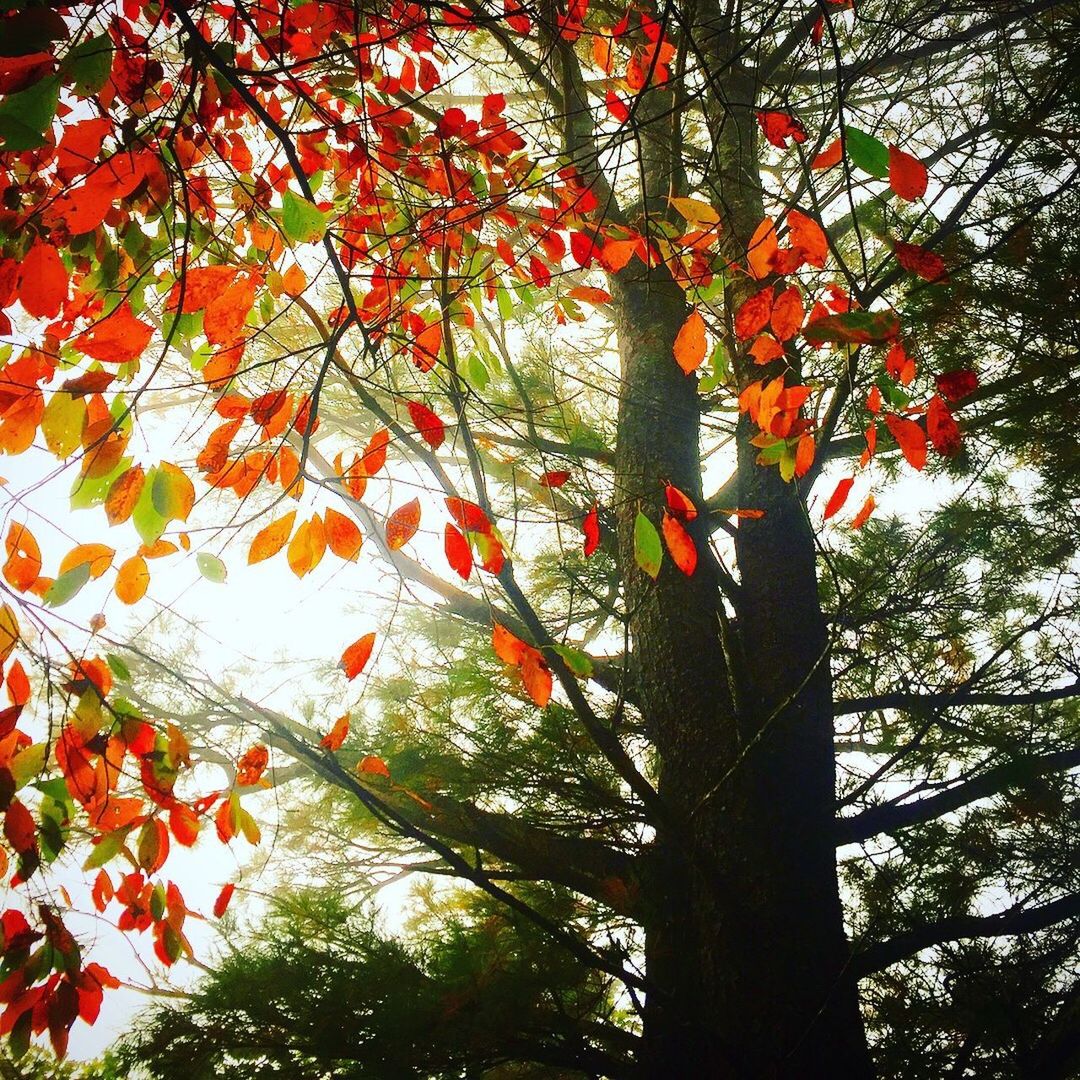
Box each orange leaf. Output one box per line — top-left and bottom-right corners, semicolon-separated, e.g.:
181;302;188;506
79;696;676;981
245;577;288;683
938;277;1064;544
281;263;307;297
114;556;149;605
734;286;774;340
661;511;697;575
598;238;637;273
358;755;390;778
673;309;707;374
769;286;805;341
169;805;200;847
340;632;376;680
319;713;350;751
749;333;785;365
850;494;876;529
823;477;854;519
386;499;421;550
104;466;145;526
236;744;269;786
287;514;327;578
492;623;528;666
795;433;815;478
747;217;778;279
889;145;928;201
407;400;446;449
444;523;473;581
248;511;296;564
787;210;828;269
324;508;363;561
3;522;42;593
884;413;927;470
213;883;235;918
520;650;552;708
567;286;611;305
60;543;114;579
19;242;68;319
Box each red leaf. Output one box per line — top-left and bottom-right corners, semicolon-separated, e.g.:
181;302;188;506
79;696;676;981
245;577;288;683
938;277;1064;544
362;428;390;474
19;242;68;319
73;304;154;365
757;111;807;149
444;497;492;533
319;714;350;751
894;240;947;282
927;394;962;457
213;883;235;919
444;523;473;581
386;499;421;550
570;231;597;267
664;483;698;522
673;309;707;374
340;632;376;680
823;477;855;519
811;138;843;169
539;470;570;488
889;145;928;201
582;504;600;557
407;400;446;449
661;511;697;575
884;413;927;470
3;799;36;854
885;342;916;385
936;368;978;403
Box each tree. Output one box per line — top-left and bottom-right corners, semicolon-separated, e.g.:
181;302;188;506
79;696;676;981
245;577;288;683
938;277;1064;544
0;0;1077;1076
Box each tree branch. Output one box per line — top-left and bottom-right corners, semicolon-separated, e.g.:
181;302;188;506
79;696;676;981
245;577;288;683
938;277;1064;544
837;746;1080;845
854;893;1080;978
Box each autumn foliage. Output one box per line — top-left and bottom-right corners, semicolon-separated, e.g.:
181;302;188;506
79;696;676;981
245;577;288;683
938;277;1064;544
0;0;1067;1072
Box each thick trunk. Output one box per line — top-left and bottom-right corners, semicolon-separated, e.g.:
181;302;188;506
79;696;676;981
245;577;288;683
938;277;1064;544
609;112;872;1077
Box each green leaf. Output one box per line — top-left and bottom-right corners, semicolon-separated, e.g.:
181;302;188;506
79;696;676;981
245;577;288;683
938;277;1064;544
70;456;131;510
151;463;195;522
779;445;796;482
845;127;889;178
41;392;86;459
553;644;594;677
633;511;663;580
133;468;168;546
281;190;327;245
107;653;131;681
8;743;46;789
64;33;113;96
0;74;60;151
196;552;227;583
44;562;91;608
803;310;901;346
496;284;514;322
83;825;134;871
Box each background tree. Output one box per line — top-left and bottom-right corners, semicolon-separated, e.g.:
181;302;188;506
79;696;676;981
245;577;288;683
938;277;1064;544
0;0;1077;1077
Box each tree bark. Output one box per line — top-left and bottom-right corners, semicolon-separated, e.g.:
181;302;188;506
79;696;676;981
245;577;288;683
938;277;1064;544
608;25;874;1075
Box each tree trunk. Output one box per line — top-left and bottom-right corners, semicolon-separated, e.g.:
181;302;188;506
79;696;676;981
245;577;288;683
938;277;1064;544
609;77;874;1070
